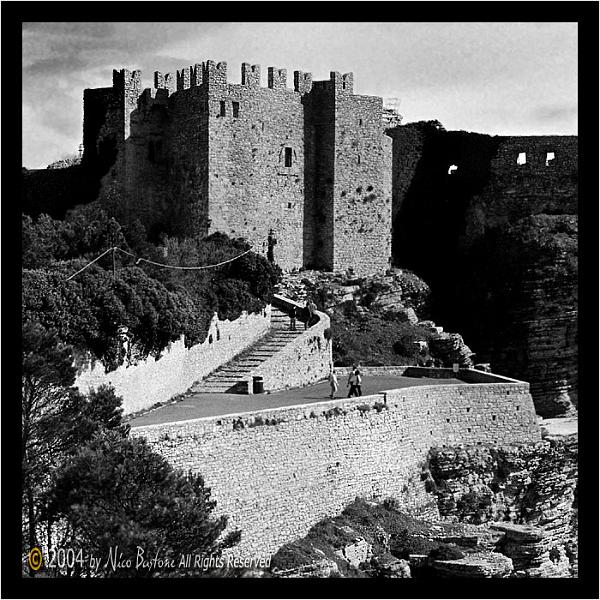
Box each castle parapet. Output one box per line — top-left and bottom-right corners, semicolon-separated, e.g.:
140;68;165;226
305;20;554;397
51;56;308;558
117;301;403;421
268;67;287;90
190;63;203;86
203;60;228;85
242;62;261;87
330;71;354;94
113;69;142;94
177;67;191;91
154;71;176;94
294;70;313;94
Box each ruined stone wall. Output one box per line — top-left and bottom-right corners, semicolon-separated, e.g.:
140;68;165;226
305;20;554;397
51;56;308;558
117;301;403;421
133;378;540;560
74;307;270;415
387;125;578;416
463;135;578;243
205;63;305;270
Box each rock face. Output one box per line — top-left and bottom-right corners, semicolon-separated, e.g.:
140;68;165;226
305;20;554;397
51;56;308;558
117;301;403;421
430;552;513;578
492;523;571;578
427;436;578;577
485;216;578;416
387;123;578;418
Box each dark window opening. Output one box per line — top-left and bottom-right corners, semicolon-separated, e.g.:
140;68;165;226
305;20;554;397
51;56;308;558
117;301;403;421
208;334;213;344
284;147;292;167
359;118;363;126
288;202;292;208
232;102;240;118
220;101;226;117
357;155;361;165
545;151;555;166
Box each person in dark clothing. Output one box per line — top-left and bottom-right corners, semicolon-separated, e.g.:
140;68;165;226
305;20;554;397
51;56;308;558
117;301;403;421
354;368;362;396
289;305;298;330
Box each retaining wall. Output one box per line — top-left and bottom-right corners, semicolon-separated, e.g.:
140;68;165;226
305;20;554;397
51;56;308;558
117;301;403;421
257;295;332;391
75;307;271;414
132;374;541;560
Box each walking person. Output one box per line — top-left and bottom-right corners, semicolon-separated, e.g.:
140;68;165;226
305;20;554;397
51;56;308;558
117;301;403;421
328;367;339;399
307;298;317;327
354;366;363;397
289;305;298;331
347;366;358;398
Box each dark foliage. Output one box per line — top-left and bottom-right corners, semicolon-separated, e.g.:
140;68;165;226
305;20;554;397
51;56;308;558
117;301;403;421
22;212;281;371
44;431;240;577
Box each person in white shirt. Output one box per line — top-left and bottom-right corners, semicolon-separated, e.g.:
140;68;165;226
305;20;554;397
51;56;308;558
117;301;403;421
328;367;339;399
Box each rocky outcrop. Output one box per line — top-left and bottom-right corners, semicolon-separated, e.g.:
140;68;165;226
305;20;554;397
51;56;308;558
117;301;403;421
487;215;578;416
492;523;571;578
428;332;474;368
430;552;513;578
427;436;578;576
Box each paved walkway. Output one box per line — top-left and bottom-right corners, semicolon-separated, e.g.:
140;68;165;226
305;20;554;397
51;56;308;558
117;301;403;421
129;375;466;427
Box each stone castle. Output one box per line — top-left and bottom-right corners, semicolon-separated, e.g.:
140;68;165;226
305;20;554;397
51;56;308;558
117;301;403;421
83;62;393;275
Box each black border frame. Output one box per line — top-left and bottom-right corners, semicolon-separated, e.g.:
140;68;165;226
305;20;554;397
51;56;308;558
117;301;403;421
3;3;598;598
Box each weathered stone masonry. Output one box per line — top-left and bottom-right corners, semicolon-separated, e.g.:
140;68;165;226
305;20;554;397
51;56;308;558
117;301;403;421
133;373;540;560
83;63;393;275
75;307;271;415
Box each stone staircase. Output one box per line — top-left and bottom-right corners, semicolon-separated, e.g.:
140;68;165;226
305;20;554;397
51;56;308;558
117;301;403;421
190;306;304;394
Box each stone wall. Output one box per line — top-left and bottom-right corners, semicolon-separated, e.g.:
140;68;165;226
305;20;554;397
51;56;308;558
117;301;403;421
332;78;392;275
132;376;540;560
206;67;306;270
82;63;393;275
258;295;332;391
74;307;271;415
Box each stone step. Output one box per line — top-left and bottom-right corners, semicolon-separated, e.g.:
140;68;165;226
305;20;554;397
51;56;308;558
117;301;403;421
190;299;310;394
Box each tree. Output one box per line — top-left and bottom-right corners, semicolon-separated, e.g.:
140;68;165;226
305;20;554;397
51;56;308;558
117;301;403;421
44;430;240;577
22;320;125;566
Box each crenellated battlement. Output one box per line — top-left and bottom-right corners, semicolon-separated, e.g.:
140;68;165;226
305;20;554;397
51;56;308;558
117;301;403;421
203;60;228;85
84;60;393;275
114;63;360;98
330;71;354;94
268;67;287;90
176;67;191;91
112;68;142;93
154;71;176;93
242;62;261;87
294;70;313;94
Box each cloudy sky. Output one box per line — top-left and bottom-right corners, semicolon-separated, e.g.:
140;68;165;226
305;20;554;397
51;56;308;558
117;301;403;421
22;21;577;168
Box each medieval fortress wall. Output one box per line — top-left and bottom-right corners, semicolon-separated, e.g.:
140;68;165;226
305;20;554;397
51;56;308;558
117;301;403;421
132;373;541;559
83;62;392;275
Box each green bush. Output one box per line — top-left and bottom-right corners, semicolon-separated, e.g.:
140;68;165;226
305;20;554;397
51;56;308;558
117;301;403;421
22;213;281;372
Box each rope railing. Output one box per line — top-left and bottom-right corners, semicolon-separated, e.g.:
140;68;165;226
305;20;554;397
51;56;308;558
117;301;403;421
65;245;253;281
